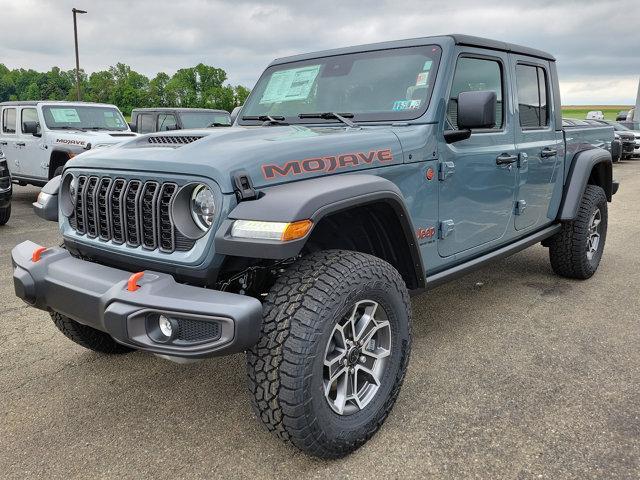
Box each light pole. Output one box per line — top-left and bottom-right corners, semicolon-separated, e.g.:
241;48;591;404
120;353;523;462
72;8;87;101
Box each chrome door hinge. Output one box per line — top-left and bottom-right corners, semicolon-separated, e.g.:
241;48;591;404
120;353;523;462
439;219;455;239
515;199;527;215
438;161;455;181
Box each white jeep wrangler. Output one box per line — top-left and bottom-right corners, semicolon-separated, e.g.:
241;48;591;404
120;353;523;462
0;101;136;186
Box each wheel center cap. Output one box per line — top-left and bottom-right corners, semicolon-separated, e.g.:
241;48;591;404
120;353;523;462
347;347;361;365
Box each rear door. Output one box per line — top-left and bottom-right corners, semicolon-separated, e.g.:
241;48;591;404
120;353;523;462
1;107;19;176
438;50;517;257
511;57;563;231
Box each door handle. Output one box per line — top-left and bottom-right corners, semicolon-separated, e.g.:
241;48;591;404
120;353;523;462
496;153;518;165
540;147;557;158
16;142;26;147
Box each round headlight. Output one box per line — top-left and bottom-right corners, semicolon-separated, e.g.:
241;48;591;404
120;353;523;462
69;176;78;205
191;184;215;231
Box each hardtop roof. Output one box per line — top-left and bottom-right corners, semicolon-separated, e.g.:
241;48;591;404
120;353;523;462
0;100;120;108
131;107;230;114
270;34;555;66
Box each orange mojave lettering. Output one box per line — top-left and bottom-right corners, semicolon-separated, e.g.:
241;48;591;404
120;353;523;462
262;148;394;179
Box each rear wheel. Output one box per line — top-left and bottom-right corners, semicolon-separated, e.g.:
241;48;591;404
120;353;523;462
247;250;412;458
51;311;133;354
548;184;607;279
0;204;10;225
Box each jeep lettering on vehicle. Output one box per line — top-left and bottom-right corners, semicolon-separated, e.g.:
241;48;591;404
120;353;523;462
262;148;394;179
55;138;86;147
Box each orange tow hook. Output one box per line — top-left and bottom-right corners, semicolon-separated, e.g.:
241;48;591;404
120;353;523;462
127;272;145;292
31;246;48;262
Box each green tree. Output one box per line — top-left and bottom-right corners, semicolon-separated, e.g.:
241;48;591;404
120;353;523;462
149;72;172;107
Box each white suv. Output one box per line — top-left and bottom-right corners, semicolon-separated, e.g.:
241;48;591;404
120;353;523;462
0;101;137;186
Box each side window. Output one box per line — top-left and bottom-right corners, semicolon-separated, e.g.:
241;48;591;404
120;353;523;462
21;108;38;133
516;64;549;128
157;114;178;131
138;114;155;134
447;57;503;130
2;108;17;134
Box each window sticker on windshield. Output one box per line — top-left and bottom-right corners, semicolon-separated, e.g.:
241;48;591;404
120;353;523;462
416;71;429;86
50;108;81;123
423;60;433;71
392;100;411;111
260;65;321;104
409;99;422;109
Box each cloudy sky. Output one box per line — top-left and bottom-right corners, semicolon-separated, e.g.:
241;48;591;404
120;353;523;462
1;0;638;105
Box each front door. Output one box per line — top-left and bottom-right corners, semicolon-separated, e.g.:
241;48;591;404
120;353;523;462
15;107;45;180
438;50;517;257
511;57;563;231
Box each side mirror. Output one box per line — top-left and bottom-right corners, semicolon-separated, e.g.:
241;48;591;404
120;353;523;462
457;90;497;129
444;90;497;144
230;106;242;125
23;121;41;136
128;122;137;132
33;175;60;222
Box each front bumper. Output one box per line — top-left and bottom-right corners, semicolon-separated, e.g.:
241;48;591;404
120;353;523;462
12;240;263;358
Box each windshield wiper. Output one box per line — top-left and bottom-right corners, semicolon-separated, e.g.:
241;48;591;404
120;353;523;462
241;115;288;126
52;125;87;132
298;112;358;128
207;122;231;127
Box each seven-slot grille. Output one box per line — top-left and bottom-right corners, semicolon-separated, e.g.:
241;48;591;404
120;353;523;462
71;175;191;253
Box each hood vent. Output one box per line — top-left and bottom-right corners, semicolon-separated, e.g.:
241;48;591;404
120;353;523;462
109;133;137;137
147;135;205;145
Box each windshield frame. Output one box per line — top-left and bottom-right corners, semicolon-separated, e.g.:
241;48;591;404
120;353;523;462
41;104;128;131
239;45;442;126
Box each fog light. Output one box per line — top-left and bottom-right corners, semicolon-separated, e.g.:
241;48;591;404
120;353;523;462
158;315;177;340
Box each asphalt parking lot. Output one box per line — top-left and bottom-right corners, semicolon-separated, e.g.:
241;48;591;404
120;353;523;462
1;162;639;479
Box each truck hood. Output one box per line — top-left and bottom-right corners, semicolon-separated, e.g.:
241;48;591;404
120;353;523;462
50;130;138;150
67;125;406;193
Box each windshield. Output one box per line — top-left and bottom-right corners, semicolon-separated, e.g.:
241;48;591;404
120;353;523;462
240;45;442;125
180;111;231;128
42;105;128;131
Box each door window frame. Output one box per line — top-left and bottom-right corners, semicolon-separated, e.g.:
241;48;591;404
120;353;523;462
2;107;17;135
20;107;39;134
157;113;178;131
138;113;156;134
445;52;508;135
514;60;552;132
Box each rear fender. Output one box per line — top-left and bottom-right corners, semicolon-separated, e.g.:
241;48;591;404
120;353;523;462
559;148;612;220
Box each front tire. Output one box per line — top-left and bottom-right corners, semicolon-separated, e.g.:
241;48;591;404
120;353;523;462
0;204;10;226
51;311;134;354
548;184;608;279
247;250;412;458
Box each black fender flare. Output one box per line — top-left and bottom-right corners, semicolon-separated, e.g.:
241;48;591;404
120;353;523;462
558;148;612;221
48;149;75;178
214;174;425;287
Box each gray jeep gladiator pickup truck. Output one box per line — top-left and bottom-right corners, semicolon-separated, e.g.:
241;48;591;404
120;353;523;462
13;35;618;458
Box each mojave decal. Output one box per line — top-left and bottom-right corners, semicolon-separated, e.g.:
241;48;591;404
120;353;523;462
262;148;394;179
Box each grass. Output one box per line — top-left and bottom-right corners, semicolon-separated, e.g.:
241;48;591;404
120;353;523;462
561;106;633;121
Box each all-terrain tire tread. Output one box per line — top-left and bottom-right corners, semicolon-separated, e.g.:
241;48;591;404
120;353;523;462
246;249;411;458
51;311;133;354
0;204;10;225
548;184;607;279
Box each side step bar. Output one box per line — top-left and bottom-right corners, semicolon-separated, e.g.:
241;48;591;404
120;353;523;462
423;224;562;291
